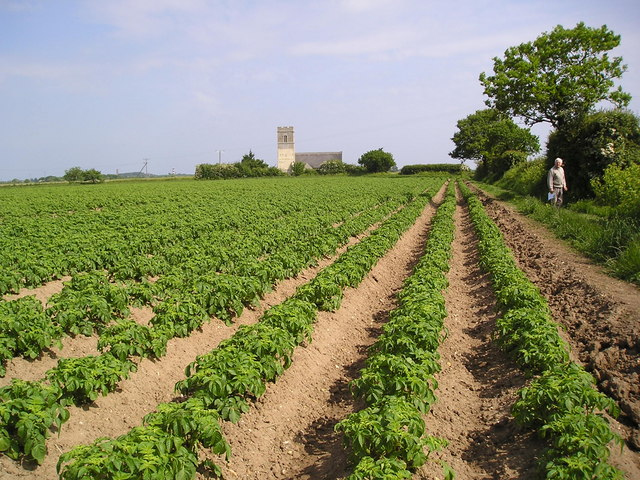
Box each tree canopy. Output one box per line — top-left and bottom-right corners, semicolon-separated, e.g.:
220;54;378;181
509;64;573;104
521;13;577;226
63;166;104;183
450;109;539;179
358;148;396;173
63;167;84;182
239;150;268;169
479;22;630;129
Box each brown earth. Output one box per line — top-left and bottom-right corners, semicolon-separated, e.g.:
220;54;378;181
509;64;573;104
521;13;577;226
1;183;639;480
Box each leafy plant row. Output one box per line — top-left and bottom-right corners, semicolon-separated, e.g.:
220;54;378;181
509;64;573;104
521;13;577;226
0;179;422;376
459;181;624;480
0;177;435;295
0;192;421;466
55;184;442;480
0;181;437;465
335;182;456;479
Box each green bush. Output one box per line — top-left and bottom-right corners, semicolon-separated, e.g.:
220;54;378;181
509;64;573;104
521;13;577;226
317;160;347;175
195;163;283;180
496;156;547;196
400;164;468;175
290;161;306;176
592;161;640;216
547;109;640;198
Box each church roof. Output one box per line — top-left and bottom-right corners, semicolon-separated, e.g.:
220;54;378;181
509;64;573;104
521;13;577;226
295;152;342;169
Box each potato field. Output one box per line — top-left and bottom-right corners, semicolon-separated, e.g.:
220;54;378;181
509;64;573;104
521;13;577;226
0;176;638;479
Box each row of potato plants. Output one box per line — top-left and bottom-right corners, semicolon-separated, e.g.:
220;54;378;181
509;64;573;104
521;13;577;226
0;177;420;372
0;187;416;464
0;177;431;295
54;183;443;480
1;177;448;467
459;181;624;480
334;182;456;479
0;192;400;377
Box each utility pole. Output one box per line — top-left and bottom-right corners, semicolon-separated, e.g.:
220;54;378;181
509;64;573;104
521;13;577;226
139;159;149;177
216;150;224;164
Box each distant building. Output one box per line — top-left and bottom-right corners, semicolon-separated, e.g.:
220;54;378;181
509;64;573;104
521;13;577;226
277;126;342;172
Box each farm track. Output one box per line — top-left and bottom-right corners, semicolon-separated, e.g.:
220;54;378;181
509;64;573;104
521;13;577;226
1;181;639;479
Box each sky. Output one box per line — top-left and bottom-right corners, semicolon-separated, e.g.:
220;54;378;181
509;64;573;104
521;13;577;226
1;0;639;180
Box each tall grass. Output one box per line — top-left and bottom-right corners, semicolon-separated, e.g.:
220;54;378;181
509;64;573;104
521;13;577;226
477;183;640;285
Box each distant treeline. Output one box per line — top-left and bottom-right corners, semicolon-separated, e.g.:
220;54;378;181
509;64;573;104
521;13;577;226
400;164;470;175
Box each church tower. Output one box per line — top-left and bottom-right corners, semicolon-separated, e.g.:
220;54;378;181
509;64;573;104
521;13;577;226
277;126;295;172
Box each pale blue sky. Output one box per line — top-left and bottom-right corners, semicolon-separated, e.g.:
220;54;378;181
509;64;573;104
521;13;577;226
1;0;639;180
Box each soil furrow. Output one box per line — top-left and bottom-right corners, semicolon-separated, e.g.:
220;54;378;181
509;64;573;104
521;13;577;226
209;185;447;480
475;189;640;475
0;231;370;480
417;193;542;479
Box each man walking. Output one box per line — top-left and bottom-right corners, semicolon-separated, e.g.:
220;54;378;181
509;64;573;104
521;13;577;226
548;157;568;206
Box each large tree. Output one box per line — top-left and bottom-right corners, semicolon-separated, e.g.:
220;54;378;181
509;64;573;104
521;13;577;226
63;166;84;182
479;22;630;129
358;148;396;173
450;109;539;178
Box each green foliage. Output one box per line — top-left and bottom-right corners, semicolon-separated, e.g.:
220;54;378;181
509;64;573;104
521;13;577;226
290;160;306;176
57;425;202;480
480;22;630;128
195;156;282;180
495;156;547;196
46;272;130;336
82;168;104;184
97;319;169;360
63;167;84;182
46;353;137;405
0;295;63;375
607;239;640;284
351;353;439;413
143;398;230;457
176;347;266;423
63;167;104;184
358;148;396;173
347;456;413;479
592;161;640;216
0;379;68;464
239;150;268;169
194;163;240;179
259;298;316;345
400;164;469;175
345;163;367;175
336;397;445;469
547;109;640;198
317;159;347;175
450;109;539;178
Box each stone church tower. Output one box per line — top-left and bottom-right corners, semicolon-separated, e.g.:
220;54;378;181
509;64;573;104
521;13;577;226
277;126;295;172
